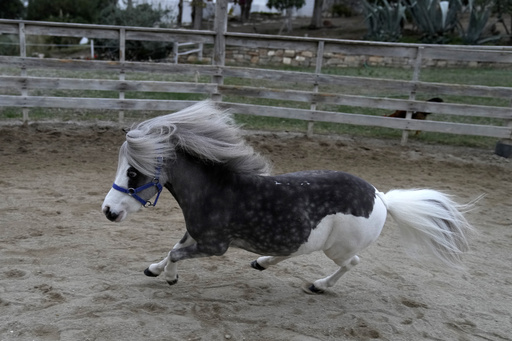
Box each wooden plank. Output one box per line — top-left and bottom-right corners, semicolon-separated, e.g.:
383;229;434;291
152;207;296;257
324;43;418;59
25;24;119;39
416;82;512;99
3;57;508;100
0;95;199;111
224;32;446;54
225;35;317;51
0;56;219;75
320;74;512;100
218;85;512;119
316;74;411;92
0;22;18;34
423;47;512;63
0;19;216;41
222;67;512;102
1;92;509;138
0;76;217;93
0;56;123;71
222;66;317;83
126;30;214;43
222;102;512;138
213;0;228;67
122;61;218;75
401;46;424;145
3;74;508;119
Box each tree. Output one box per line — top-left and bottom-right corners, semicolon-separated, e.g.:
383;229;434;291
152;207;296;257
97;2;174;60
407;0;462;43
0;0;24;55
309;0;324;29
267;0;306;34
0;0;25;19
459;0;500;45
26;0;115;23
177;0;184;27
362;0;406;42
191;0;205;30
494;0;512;37
239;0;253;22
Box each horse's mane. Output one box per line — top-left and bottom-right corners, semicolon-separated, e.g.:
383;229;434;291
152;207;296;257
121;100;271;177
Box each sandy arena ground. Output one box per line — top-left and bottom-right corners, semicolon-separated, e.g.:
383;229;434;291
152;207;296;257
1;122;511;341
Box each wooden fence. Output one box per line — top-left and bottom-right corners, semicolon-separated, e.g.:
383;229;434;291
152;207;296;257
0;0;511;145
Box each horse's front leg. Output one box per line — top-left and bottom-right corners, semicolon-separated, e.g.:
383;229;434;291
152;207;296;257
154;238;229;285
144;231;196;285
170;238;230;263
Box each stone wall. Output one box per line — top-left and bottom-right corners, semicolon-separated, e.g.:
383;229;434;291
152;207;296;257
182;46;497;69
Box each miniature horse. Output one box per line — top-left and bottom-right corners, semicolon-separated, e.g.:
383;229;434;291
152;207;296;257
102;101;475;294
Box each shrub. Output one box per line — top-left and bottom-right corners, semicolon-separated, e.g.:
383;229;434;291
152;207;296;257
408;0;462;43
363;0;406;42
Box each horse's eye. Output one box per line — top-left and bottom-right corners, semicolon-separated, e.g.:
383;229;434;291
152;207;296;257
127;170;138;178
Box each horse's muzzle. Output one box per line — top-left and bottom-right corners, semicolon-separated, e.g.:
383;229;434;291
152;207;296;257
103;206;122;222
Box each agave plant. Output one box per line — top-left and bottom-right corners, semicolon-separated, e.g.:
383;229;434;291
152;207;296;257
408;0;462;43
459;0;501;45
363;0;407;42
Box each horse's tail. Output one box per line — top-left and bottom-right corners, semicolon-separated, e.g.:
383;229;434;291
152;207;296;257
377;189;477;268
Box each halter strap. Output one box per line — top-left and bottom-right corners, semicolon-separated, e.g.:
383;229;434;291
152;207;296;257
112;157;164;207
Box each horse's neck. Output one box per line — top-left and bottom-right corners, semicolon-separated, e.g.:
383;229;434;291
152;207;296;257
164;151;239;209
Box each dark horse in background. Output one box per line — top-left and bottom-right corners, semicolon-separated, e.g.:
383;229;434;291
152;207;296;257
386;97;444;136
102;101;475;294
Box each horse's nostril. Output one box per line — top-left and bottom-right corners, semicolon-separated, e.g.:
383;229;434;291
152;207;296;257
104;207;119;222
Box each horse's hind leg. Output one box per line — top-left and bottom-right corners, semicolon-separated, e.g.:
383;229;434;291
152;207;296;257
251;256;290;271
303;255;360;294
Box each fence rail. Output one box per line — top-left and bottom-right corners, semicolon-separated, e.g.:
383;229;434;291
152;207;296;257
1;1;512;145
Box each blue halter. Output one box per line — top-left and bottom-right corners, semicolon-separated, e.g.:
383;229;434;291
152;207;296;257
112;157;164;208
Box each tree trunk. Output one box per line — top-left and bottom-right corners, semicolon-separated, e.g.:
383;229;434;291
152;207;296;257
286;7;293;32
192;0;203;30
309;0;323;29
278;7;294;34
177;0;183;27
240;0;253;23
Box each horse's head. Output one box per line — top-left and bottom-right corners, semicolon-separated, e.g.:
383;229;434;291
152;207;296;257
102;147;164;222
101;100;270;222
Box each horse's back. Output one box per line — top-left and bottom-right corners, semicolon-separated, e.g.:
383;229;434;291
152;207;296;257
271;170;377;218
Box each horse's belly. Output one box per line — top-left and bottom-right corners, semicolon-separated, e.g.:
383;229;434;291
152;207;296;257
293;197;388;257
230;225;312;256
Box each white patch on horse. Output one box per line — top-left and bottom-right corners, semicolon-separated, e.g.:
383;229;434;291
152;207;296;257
294;195;387;258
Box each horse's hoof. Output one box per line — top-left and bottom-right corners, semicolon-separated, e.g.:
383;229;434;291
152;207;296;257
167;275;179;286
251;260;266;271
144;268;159;277
301;282;324;295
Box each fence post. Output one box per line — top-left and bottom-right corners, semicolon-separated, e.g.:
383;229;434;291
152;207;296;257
119;28;126;123
173;42;179;64
19;22;29;125
401;45;424;146
212;0;227;102
307;40;325;138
